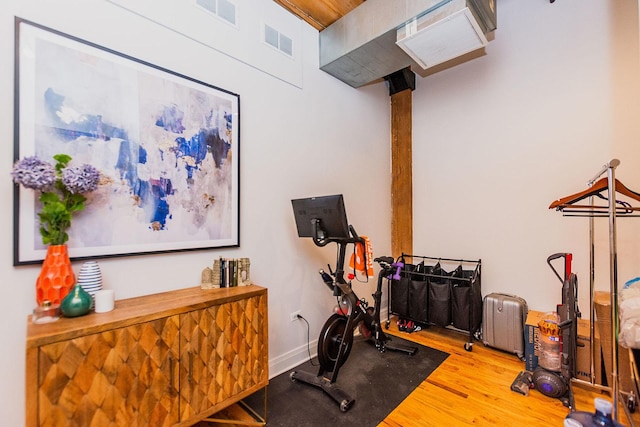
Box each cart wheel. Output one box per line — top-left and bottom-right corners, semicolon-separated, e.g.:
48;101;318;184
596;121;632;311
289;372;297;382
464;342;473;352
628;396;636;413
385;320;390;329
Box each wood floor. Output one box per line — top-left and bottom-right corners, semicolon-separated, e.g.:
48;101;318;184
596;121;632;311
381;321;638;427
207;318;639;426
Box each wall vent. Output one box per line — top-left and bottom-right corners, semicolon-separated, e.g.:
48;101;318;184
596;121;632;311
195;0;237;26
264;24;293;57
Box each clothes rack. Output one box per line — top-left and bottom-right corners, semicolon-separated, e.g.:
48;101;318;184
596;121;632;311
550;158;638;423
387;254;482;351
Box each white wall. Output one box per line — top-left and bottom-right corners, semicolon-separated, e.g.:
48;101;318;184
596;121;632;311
0;1;391;424
413;0;640;313
1;0;639;424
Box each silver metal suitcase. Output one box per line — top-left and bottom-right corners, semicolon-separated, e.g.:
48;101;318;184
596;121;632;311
482;292;528;359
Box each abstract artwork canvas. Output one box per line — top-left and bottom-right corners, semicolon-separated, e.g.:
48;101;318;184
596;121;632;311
14;18;240;264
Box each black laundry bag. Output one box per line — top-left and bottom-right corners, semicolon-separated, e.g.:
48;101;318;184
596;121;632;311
450;267;482;332
428;263;451;327
408;262;429;323
390;261;429;323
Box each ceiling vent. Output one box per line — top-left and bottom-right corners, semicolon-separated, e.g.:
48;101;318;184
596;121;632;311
396;4;487;70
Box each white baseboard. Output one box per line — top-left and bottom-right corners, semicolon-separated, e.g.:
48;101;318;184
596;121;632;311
268;304;390;379
269;338;318;378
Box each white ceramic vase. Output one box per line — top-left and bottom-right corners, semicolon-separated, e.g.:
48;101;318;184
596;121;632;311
77;261;103;308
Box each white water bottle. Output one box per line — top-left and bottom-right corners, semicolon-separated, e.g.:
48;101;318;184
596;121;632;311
592;398;621;427
565;398;624;427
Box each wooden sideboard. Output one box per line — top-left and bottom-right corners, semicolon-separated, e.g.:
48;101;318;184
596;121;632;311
25;285;268;427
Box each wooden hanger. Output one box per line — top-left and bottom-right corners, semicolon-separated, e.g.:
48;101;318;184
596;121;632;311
549;177;640;209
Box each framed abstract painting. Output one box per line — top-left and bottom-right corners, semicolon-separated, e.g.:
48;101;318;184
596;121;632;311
14;18;240;265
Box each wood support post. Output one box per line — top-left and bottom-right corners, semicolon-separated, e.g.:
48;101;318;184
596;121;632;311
390;88;412;258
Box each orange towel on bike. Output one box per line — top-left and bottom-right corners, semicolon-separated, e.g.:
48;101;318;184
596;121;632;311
349;236;374;277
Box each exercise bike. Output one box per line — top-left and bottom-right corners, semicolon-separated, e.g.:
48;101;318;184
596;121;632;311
289;202;417;412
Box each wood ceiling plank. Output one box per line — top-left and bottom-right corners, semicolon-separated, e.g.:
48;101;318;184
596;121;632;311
273;0;365;30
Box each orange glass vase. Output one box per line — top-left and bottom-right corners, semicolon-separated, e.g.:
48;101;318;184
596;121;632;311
36;245;76;305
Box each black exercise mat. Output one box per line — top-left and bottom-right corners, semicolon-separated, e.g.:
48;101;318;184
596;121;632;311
247;335;448;426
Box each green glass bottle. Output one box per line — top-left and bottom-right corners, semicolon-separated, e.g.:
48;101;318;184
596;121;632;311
60;283;93;317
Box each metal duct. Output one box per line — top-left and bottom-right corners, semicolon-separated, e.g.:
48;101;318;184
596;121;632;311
319;0;496;88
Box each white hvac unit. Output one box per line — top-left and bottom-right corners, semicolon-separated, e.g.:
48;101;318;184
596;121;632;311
396;0;496;70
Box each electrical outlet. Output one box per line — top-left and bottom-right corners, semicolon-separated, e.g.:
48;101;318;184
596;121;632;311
290;310;301;322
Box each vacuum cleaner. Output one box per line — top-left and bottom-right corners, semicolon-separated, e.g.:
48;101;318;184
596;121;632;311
532;252;580;408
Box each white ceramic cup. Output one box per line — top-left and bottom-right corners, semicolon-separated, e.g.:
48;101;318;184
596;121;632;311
94;289;115;313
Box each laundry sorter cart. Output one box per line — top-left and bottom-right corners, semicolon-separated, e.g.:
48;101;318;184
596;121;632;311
387;254;482;351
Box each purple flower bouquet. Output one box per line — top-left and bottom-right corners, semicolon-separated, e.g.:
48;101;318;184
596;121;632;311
12;154;100;245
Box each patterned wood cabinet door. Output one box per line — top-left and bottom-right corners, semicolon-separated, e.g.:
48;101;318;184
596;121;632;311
36;316;180;427
178;294;268;420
